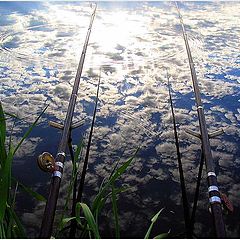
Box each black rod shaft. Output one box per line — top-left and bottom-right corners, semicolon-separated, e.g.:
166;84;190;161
175;2;226;238
39;4;97;238
189;148;204;235
167;72;191;238
77;72;101;202
69;71;101;238
68;134;77;212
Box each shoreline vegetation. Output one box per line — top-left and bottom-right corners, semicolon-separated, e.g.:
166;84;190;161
0;102;48;238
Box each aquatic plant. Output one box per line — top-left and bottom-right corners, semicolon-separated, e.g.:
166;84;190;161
0;102;47;238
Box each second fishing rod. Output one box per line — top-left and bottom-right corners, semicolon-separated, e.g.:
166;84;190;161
175;2;226;238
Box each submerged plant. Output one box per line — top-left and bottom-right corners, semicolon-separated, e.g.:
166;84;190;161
0;102;47;238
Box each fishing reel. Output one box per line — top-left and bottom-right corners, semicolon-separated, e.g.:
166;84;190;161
37;152;56;173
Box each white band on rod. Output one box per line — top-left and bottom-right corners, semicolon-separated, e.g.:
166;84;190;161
208;186;219;192
55;162;64;168
52;171;62;179
209;196;221;204
207;171;216;177
57;152;66;157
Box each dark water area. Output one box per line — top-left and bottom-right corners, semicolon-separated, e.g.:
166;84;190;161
1;1;240;238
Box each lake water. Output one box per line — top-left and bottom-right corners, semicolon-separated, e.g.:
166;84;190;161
0;1;239;238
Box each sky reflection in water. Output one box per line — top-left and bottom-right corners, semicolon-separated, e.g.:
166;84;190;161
0;1;240;238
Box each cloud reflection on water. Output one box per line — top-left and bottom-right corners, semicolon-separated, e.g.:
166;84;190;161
0;1;239;238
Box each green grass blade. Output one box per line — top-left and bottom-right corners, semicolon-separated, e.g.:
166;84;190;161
144;208;164;239
109;148;139;184
13;104;48;155
12;225;18;239
71;138;84;195
73;138;84;170
0;102;7;164
114;185;131;195
0;222;6;238
75;202;83;227
93;148;139;210
0;147;14;222
108;158;120;179
78;203;101;239
145;223;153;239
7;206;26;238
92;148;139;214
12;178;46;202
6;207;13;238
58;217;76;233
4;111;19;119
0;102;6;144
153;231;170;239
111;184;120;239
55;139;84;237
8;119;16;152
6;181;18;238
0;103;46;238
11;181;18;208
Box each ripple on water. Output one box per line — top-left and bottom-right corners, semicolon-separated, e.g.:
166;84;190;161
0;23;80;66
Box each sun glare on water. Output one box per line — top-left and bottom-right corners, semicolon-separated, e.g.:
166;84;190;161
93;10;146;52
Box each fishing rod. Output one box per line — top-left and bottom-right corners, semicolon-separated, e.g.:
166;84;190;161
69;71;101;238
39;4;97;238
166;71;191;238
175;2;226;238
189;149;204;235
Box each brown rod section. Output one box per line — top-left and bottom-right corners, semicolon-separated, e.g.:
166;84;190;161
39;4;97;238
175;2;226;238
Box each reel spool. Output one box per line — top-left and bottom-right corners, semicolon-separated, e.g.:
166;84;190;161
37;152;55;173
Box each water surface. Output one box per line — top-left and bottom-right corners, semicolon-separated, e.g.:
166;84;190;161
0;1;239;238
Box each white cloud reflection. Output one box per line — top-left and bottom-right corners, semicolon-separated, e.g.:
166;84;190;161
0;1;239;238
